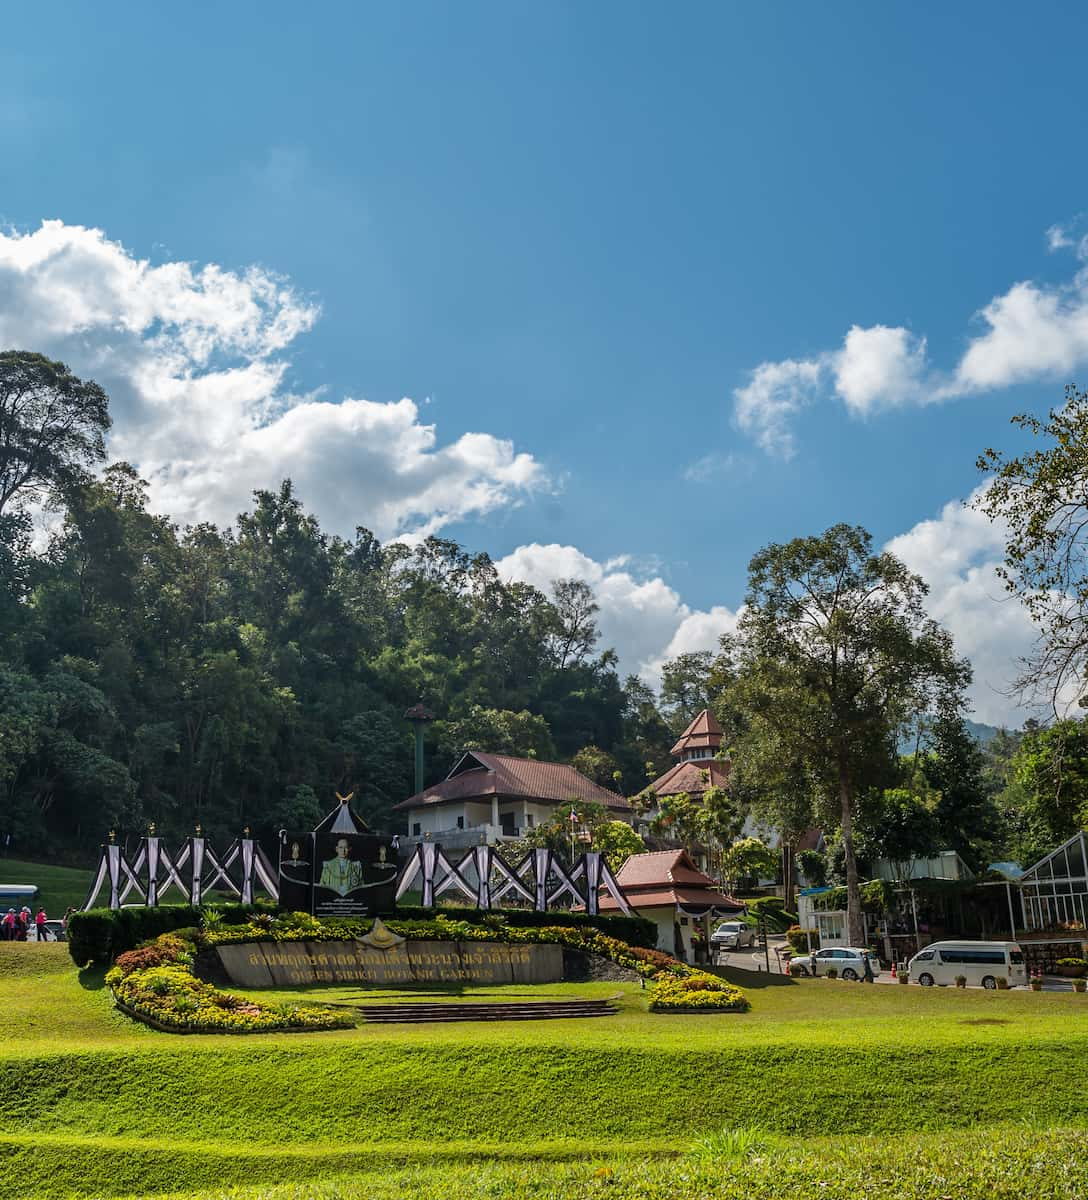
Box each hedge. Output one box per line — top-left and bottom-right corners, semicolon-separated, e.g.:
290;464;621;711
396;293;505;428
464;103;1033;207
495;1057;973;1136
70;902;655;967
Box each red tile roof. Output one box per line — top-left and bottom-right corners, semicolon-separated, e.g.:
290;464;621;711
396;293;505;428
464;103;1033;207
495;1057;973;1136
669;709;724;758
648;758;731;798
597;850;743;913
394;750;631;812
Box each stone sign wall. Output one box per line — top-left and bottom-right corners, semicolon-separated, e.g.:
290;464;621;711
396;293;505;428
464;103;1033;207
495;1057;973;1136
215;939;564;989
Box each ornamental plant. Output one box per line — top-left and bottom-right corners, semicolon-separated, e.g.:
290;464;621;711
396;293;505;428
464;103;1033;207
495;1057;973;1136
106;932;351;1034
200;913;750;1015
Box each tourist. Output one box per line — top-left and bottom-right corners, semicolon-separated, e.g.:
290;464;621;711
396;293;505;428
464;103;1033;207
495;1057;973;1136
1;909;13;941
35;909;47;942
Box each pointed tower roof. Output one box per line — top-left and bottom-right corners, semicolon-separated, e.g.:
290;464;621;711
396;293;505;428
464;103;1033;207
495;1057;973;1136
669;709;724;758
313;792;370;834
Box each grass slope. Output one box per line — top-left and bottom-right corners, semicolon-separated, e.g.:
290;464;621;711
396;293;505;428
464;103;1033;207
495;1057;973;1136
0;858;93;915
3;946;1088;1198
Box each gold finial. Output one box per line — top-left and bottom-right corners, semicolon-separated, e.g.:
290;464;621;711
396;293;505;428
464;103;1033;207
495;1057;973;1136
194;824;203;837
243;826;251;838
335;790;355;805
108;829;116;844
147;822;156;836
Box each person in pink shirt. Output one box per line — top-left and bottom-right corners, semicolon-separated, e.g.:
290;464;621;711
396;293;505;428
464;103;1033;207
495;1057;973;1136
34;908;47;942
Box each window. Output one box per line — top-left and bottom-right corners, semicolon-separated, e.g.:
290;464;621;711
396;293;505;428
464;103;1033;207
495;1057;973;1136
527;813;535;828
1010;950;1024;964
456;816;464;829
500;811;516;836
412;823;421;837
914;950;935;961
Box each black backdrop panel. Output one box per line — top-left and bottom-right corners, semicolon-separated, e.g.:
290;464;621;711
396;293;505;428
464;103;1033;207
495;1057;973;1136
278;833;313;913
311;833;398;918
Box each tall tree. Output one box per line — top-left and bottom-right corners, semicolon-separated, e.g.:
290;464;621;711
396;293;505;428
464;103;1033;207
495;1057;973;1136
730;524;969;944
0;352;110;514
548;578;600;669
976;385;1088;712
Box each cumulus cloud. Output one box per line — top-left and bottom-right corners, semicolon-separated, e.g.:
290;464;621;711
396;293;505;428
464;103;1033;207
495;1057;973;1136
734;220;1088;455
0;220;545;537
494;542;739;685
495;493;1047;727
885;485;1042;726
732;358;822;459
833;324;928;416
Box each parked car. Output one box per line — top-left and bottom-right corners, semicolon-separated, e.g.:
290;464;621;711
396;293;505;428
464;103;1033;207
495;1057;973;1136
710;920;755;950
907;940;1026;989
41;919;67;943
788;946;881;981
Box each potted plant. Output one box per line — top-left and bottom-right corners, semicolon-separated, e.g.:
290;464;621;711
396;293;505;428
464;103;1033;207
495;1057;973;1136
954;974;967;988
996;977;1009;990
1029;974;1043;992
897;968;909;985
825;967;838;979
1074;979;1086;994
1056;957;1088;978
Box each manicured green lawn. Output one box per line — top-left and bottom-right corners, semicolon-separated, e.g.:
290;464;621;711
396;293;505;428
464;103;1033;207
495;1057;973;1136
3;944;1088;1198
0;858;93;917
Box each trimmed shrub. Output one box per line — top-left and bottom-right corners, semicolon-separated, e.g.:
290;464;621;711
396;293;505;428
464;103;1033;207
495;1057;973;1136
66;909;115;968
744;897;798;933
786;926;820;953
71;902;655;967
390;905;656;948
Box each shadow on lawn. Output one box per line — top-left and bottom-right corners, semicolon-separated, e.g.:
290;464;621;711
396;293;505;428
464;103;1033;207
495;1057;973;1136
78;966;107;991
708;964;797;990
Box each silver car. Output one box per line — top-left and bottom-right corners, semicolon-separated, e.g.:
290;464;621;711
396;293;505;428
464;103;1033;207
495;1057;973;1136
710;920;755;950
789;946;881;981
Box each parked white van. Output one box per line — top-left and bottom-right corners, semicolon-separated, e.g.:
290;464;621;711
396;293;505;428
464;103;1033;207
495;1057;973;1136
907;940;1027;989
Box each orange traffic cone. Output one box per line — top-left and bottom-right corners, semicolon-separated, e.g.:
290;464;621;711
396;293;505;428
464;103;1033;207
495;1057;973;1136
890;962;897;980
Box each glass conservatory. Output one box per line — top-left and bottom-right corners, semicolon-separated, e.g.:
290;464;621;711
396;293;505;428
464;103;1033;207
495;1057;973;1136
1020;831;1088;933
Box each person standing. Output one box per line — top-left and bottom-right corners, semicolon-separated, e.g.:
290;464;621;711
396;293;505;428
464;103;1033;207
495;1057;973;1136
1;909;13;941
34;909;47;942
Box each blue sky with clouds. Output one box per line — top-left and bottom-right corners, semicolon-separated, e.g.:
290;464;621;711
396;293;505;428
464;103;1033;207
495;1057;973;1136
2;3;1087;723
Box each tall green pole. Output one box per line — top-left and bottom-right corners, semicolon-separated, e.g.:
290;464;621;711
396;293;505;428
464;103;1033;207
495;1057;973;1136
404;702;435;794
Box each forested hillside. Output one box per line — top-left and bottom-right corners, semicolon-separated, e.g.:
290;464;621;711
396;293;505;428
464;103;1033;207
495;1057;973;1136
0;356;687;858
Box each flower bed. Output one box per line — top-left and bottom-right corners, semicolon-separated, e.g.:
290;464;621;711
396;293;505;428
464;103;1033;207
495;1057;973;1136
204;911;749;1014
104;912;748;1031
106;932;352;1034
648;973;749;1012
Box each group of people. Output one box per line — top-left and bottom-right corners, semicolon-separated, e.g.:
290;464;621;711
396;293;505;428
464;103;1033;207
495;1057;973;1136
2;906;49;941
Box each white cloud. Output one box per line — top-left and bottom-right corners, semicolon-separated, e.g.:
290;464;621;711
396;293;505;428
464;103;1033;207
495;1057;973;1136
832;324;928;416
495;542;739;685
498;493;1047;728
734;220;1088;455
682;451;751;483
885;485;1043;726
0;220;545;537
732;357;822;459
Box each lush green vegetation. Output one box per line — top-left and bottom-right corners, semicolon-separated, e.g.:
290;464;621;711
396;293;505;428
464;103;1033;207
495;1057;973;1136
0;857;92;915
3;943;1088;1197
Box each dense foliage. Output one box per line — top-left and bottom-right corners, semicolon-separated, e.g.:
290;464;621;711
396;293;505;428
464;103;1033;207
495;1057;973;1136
0;357;680;859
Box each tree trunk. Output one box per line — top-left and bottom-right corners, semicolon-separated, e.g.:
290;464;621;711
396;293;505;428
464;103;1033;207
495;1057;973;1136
781;841;795;910
839;767;864;946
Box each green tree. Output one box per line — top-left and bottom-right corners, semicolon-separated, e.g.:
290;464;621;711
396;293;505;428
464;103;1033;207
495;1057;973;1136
435;706;556;762
731;523;970;944
721;837;778;892
858;786;941;884
923;712;1002;870
1000;718;1088;864
0;351;111;515
976;385;1088;711
570;744;623;789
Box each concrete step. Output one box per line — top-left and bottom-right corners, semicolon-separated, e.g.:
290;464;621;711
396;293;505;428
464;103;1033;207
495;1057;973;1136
357;999;617;1024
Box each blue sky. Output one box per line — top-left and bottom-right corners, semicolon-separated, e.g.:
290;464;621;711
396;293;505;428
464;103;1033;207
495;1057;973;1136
2;4;1087;722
